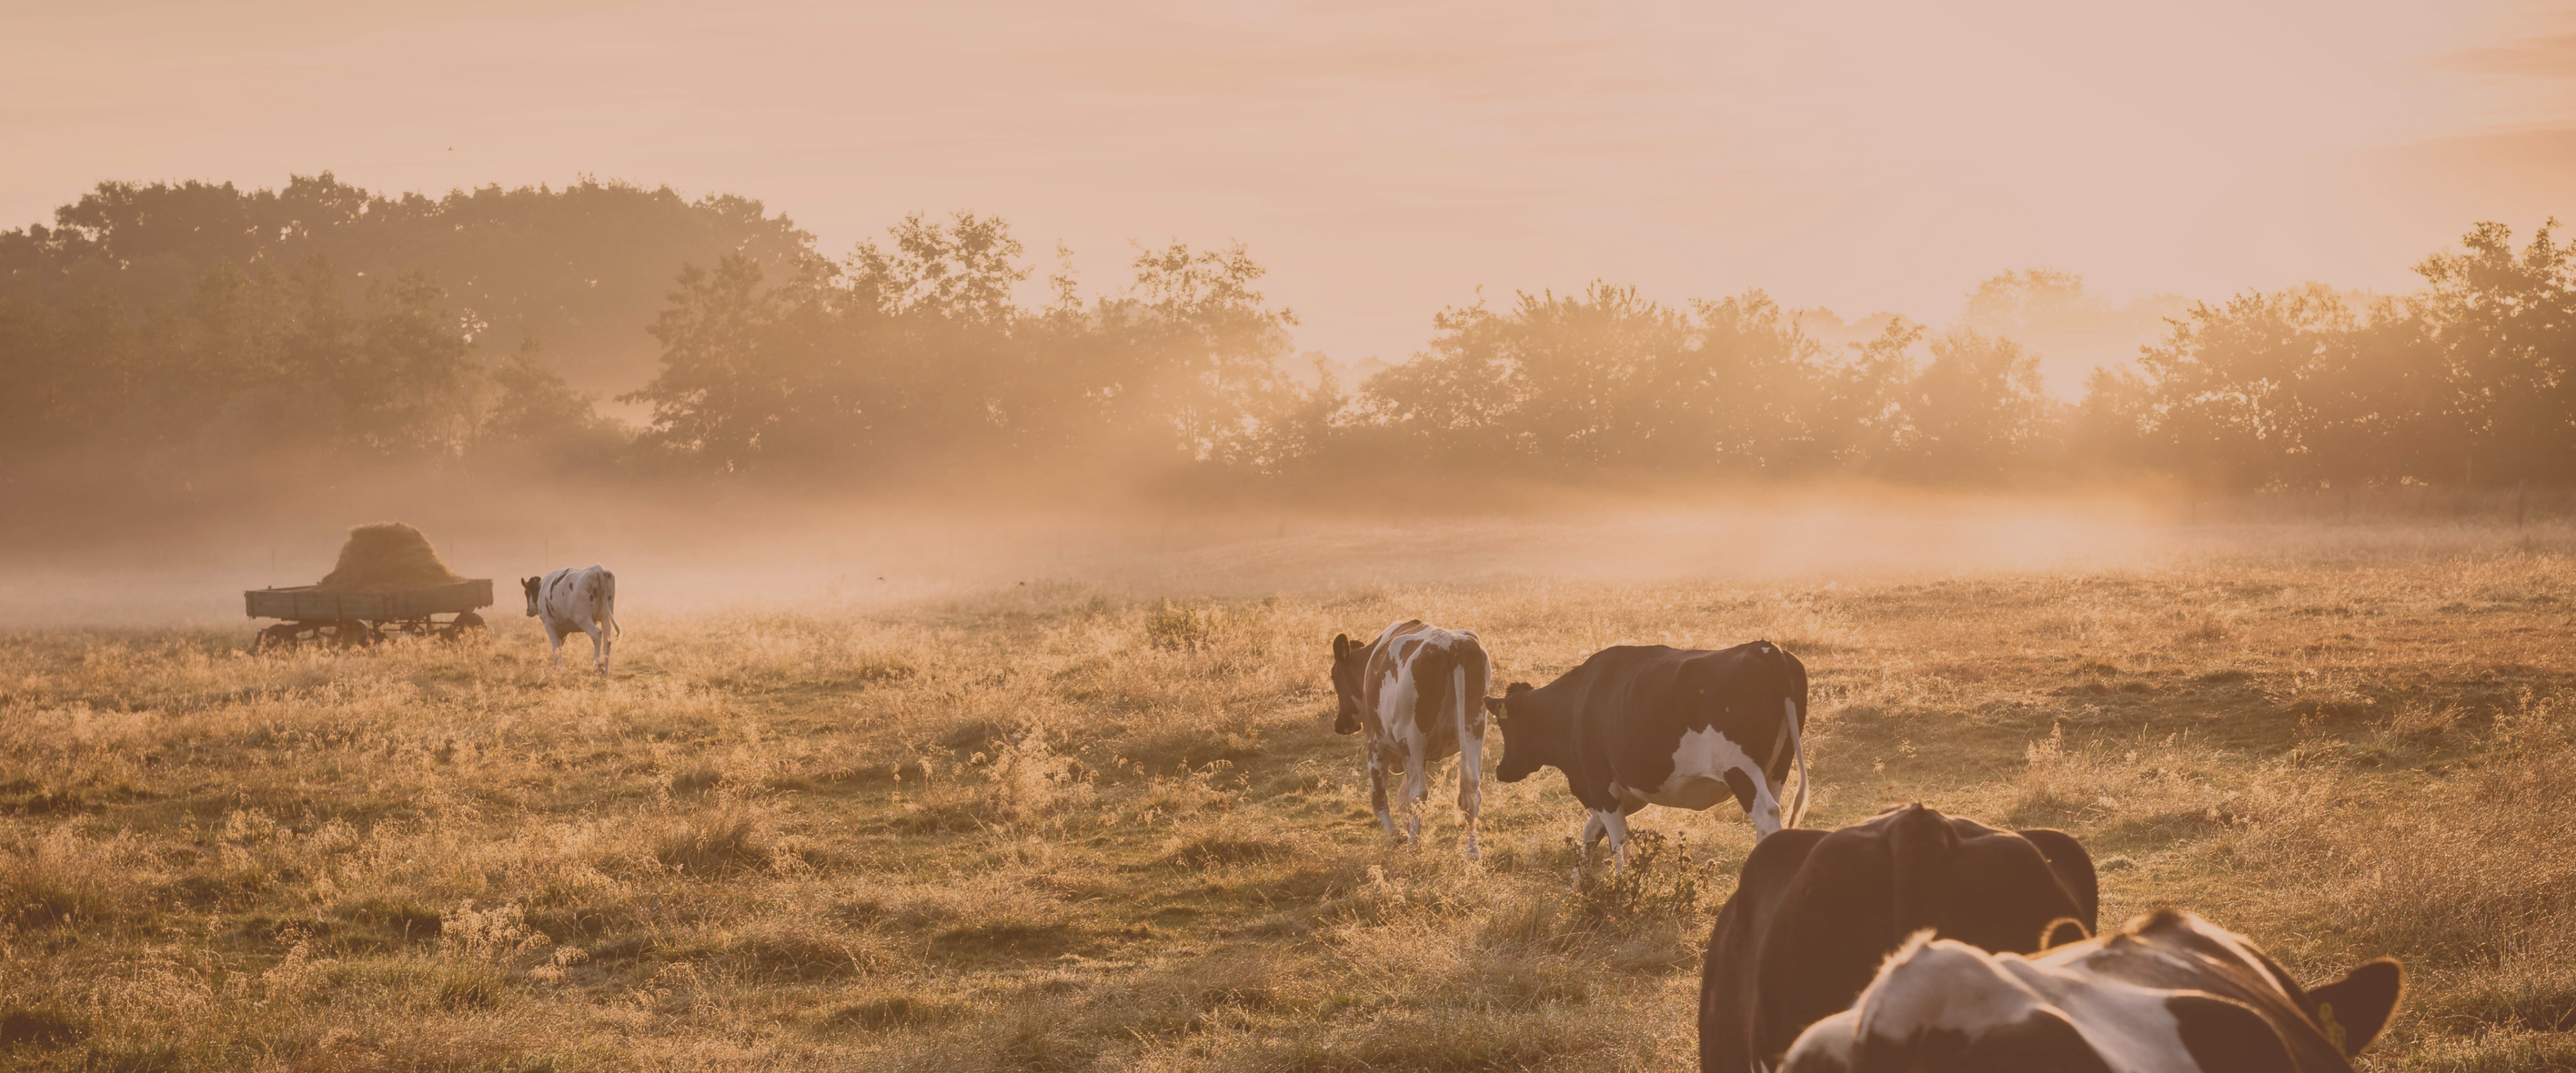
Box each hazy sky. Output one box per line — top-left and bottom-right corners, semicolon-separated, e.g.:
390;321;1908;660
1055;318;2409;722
7;0;2575;374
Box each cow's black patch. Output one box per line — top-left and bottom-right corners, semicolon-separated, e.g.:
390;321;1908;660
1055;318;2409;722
2170;993;2298;1073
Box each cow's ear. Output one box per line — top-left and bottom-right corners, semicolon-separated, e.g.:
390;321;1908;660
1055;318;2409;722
2169;994;2294;1073
1483;696;1507;717
1332;633;1351;661
2308;958;2403;1057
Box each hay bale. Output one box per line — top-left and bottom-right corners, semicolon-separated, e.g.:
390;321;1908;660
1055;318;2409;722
315;522;465;592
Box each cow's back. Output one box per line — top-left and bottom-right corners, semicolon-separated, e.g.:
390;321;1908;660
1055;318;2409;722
1699;805;2099;1072
1360;620;1489;758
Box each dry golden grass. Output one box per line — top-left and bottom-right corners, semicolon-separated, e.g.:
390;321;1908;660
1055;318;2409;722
1;523;2571;1070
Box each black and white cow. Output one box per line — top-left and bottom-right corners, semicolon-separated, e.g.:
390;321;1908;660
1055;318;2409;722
523;565;620;672
1782;909;2406;1073
1329;620;1494;860
1485;640;1808;865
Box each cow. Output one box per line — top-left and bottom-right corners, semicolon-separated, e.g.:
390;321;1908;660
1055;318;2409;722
1780;908;2405;1073
523;565;620;672
1699;803;2099;1072
1329;620;1494;860
1483;640;1809;867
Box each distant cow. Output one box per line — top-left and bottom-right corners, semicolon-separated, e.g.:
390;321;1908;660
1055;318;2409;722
523;565;620;672
1485;640;1809;865
1699;804;2098;1072
1781;908;2405;1073
1330;620;1494;860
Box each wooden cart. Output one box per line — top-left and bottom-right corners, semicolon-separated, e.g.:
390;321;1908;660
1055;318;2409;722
246;579;494;651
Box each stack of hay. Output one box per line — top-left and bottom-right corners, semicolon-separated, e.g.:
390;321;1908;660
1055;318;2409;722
315;522;466;592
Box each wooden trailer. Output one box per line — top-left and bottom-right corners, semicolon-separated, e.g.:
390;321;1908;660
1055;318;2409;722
245;579;493;651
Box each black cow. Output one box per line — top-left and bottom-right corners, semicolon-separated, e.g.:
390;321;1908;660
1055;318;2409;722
1485;640;1809;864
1781;909;2404;1073
1700;804;2098;1072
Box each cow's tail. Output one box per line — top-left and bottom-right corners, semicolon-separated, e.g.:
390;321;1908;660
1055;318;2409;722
1454;635;1490;728
593;569;621;637
1763;640;1813;830
1784;696;1810;830
1453;661;1470;739
1887;803;1959;944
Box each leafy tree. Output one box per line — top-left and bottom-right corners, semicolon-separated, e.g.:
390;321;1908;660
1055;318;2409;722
479;338;627;467
1;173;815;394
1107;241;1299;461
2134;286;2347;490
1886;329;2052;484
621;217;1302;479
2414;220;2576;485
1807;318;1923;471
625;254;817;469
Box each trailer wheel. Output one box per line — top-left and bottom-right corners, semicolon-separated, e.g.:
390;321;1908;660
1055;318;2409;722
252;624;305;653
328;620;383;648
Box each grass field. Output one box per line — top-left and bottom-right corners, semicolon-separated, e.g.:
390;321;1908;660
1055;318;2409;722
2;520;2573;1072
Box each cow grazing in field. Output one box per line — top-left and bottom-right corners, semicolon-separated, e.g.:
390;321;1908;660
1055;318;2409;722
1329;620;1494;860
1699;803;2099;1072
523;565;620;672
1485;640;1809;866
1780;908;2404;1073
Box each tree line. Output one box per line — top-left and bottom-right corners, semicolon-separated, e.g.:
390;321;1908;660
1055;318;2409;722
2;174;2569;498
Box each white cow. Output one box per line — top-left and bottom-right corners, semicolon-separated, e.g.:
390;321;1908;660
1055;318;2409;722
1328;620;1494;860
523;566;620;671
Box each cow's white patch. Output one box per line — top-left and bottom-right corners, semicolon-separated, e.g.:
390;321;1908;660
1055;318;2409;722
1646;726;1783;838
1377;659;1426;844
1854;938;2050;1040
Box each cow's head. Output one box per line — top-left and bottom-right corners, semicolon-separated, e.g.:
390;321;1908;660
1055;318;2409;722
1329;633;1365;734
1485;682;1547;782
522;576;542;617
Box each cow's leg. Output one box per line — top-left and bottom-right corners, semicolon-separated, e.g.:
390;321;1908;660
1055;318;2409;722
581;619;606;672
1580;809;1611;868
1452;664;1483;862
1368;748;1399;841
1455;731;1485;863
1603;807;1635;873
1399;745;1428;848
545;621;567;671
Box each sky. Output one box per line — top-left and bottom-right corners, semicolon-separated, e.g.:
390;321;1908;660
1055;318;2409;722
5;0;2575;387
